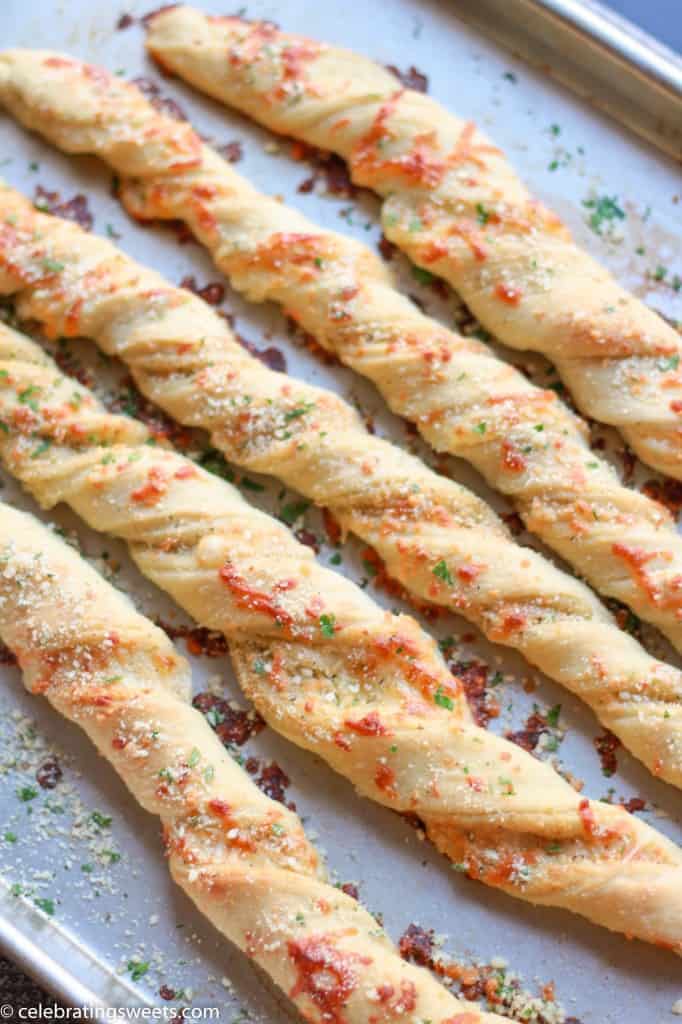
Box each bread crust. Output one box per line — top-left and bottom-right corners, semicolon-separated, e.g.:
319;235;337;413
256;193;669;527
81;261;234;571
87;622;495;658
141;7;682;483
0;177;679;787
0;500;512;1023
1;321;682;952
3;48;682;661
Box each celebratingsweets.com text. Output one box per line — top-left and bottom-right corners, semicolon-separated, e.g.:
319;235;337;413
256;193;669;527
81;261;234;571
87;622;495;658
0;1006;221;1021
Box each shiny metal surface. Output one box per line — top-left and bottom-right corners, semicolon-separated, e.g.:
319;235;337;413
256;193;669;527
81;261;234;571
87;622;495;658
454;0;682;159
0;0;680;1020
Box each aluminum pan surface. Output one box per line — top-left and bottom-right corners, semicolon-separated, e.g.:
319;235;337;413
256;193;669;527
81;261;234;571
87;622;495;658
0;0;680;1020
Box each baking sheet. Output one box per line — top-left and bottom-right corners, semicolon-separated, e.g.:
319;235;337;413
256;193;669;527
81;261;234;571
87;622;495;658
0;0;681;1020
454;0;682;160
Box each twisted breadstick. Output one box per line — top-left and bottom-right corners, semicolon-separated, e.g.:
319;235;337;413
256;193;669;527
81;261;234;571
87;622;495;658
0;502;511;1024
3;56;682;664
0;184;680;790
141;6;682;482
1;322;682;952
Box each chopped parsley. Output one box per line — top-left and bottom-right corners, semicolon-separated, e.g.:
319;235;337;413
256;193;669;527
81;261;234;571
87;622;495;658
283;401;315;422
41;257;65;274
434;687;454;711
18;786;38;802
90;810;112;828
280;499;310;525
18;385;41;411
658;354;679;372
582;194;625;236
127;960;150;982
476;202;490;225
319;613;336;638
432;560;454;586
35;897;55;916
30;439;51;459
411;265;435;286
546;703;561;728
198;448;234;482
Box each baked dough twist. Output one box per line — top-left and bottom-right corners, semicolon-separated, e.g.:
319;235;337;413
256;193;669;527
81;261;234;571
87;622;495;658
0;184;681;789
3;55;682;661
1;322;682;953
142;6;682;481
0;501;510;1024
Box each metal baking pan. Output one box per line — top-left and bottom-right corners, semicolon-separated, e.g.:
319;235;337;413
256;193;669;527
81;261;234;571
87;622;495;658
454;0;682;161
0;1;680;1020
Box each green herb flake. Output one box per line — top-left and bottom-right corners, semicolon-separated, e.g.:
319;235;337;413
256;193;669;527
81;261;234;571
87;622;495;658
188;748;201;768
18;786;38;802
434;687;454;711
411;265;434;286
41;257;65;274
319;613;336;638
30;439;51;459
199;449;234;482
476;202;490;225
18;385;41;411
90;810;112;828
546;703;561;728
432;559;454;586
280;499;310;525
658;354;679;372
34;897;55;916
283;401;315;422
127;960;150;982
582;194;625;235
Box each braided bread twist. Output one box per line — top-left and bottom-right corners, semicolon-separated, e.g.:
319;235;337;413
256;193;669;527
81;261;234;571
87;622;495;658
140;6;682;482
3;55;682;664
0;184;680;789
0;501;512;1024
1;322;682;952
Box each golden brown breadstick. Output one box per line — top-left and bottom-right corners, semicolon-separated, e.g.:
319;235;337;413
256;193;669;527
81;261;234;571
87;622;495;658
0;500;511;1024
142;6;682;482
0;181;680;789
2;52;682;665
1;321;682;953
